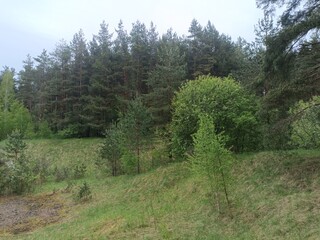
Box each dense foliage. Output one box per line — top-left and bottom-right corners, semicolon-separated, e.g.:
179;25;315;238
0;130;34;195
171;76;259;157
0;0;319;153
289;96;320;149
0;71;33;140
256;0;320;148
99;97;152;175
10;20;252;138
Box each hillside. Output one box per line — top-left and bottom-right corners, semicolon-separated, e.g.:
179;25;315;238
0;139;320;239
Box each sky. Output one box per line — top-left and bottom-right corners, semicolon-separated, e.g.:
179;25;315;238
0;0;264;72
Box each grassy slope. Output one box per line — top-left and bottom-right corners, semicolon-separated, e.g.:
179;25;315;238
1;139;320;239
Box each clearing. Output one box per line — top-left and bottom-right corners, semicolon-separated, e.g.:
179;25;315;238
0;193;69;235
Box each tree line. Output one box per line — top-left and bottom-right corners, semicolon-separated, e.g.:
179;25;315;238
0;0;319;150
0;19;259;138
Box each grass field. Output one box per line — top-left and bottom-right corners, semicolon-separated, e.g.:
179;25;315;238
1;139;320;239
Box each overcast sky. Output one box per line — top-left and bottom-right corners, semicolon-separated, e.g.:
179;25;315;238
0;0;263;72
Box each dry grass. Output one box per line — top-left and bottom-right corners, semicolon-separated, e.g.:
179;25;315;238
0;192;71;236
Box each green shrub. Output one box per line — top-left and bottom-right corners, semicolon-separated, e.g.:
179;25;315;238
150;144;171;169
36;121;53;138
32;158;51;184
289;96;320;148
75;182;92;202
0;71;34;140
98;122;123;176
171;75;259;158
121;150;139;175
73;162;87;179
0;130;35;195
54;166;71;182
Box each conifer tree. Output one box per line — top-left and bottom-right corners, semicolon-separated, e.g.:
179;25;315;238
146;29;186;126
112;20;133;109
130;21;151;95
49;40;72;132
119;97;152;174
18;55;36;111
85;22;116;136
68;29;90;136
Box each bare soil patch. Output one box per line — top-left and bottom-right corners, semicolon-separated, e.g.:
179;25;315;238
0;193;68;235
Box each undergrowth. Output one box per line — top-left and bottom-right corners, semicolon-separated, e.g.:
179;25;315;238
0;139;319;239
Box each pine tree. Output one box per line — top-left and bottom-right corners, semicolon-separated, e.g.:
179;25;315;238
147;22;159;71
186;19;239;79
85;22;116;136
146;29;186;126
49;40;72;132
130;21;151;95
69;29;90;136
113;20;133;109
187;19;204;78
18;55;36;111
33;50;51;124
119;97;152;174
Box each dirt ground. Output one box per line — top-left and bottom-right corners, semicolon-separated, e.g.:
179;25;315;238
0;193;68;235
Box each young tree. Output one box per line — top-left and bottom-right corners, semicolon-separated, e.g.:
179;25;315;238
0;130;34;195
98;122;123;176
119;97;152;174
0;70;33;140
189;114;232;212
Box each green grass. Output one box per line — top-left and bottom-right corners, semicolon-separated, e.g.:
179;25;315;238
1;139;320;239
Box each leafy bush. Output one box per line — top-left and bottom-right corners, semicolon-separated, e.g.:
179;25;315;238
56;125;80;138
0;71;34;140
171;75;259;157
150;142;171;169
289;96;320;148
36;121;53;138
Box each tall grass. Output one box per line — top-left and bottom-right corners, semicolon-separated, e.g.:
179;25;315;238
0;139;320;239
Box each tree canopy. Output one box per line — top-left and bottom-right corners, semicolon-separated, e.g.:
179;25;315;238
171;76;259;156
